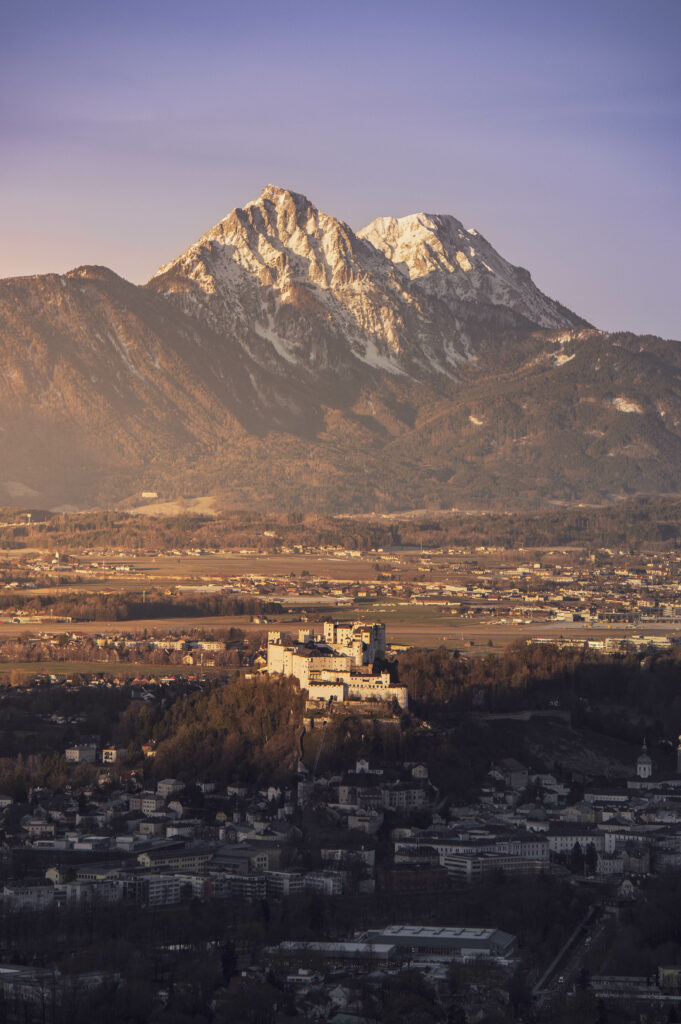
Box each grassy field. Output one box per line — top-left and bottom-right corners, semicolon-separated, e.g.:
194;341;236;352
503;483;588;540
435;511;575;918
9;551;386;597
55;552;387;587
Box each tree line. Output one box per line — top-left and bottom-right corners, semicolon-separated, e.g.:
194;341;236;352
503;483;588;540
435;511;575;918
0;590;281;622
4;495;681;553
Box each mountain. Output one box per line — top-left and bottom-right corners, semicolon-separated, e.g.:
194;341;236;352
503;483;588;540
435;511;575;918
358;211;581;330
0;185;679;512
148;184;586;377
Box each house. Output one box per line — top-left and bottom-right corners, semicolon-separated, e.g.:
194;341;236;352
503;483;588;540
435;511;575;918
128;792;165;815
212;845;269;875
101;748;127;764
136;844;214;874
157;779;184;799
496;759;529;792
65;744;97;764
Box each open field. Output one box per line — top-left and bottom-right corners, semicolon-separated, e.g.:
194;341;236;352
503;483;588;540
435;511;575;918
0;615;287;638
4;552;386;596
124;495;221;517
19;552;386;584
128;552;398;578
374;612;676;653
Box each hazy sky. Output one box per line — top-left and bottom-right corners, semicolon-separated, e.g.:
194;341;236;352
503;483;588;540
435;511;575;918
2;0;679;337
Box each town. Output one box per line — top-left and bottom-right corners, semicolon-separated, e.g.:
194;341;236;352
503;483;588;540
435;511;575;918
0;600;678;1021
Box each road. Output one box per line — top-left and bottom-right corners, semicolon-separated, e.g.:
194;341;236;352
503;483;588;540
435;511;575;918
533;903;607;1008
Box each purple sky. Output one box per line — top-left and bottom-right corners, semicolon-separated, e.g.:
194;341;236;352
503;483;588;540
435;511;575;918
2;0;679;338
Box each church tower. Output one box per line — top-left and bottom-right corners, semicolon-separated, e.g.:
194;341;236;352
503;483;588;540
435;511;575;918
636;739;652;780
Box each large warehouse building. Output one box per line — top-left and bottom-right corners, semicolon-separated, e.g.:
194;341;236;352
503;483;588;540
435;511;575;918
362;925;518;960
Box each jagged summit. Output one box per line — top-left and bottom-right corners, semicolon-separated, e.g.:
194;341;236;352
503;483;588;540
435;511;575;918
358;212;476;271
245;183;310;208
149;186;424;370
153;183;384;292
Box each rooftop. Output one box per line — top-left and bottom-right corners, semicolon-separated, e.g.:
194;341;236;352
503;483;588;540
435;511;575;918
370;926;497;940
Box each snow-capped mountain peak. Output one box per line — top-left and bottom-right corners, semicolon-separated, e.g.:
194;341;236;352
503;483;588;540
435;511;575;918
358;211;576;330
149;186;586;377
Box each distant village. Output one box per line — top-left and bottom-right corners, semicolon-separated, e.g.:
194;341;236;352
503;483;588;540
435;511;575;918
4;544;681;647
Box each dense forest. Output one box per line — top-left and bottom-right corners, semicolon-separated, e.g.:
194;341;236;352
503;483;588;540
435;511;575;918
399;642;681;755
145;676;306;785
4;494;681;553
114;643;681;794
602;873;681;977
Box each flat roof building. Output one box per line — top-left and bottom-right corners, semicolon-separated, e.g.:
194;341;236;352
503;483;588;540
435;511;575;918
363;925;517;960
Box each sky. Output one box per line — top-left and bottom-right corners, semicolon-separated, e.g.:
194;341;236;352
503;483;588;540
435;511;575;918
1;0;680;338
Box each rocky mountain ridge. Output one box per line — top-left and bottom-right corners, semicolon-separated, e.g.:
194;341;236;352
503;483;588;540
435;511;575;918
358;211;581;330
149;185;587;378
0;186;678;511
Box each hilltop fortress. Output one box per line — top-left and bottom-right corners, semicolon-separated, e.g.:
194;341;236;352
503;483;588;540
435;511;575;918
266;621;409;709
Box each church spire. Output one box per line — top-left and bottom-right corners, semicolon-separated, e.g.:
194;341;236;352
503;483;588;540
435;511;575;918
636;738;652;780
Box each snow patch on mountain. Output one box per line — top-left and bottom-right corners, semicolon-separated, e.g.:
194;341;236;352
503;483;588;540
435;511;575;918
357;338;406;375
612;397;644;414
253;319;300;364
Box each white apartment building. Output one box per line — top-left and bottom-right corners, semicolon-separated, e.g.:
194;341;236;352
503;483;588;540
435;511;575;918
443;853;548;883
265;871;305;898
546;828;616;855
146;875;182;906
3;885;55;911
303;871;345;895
